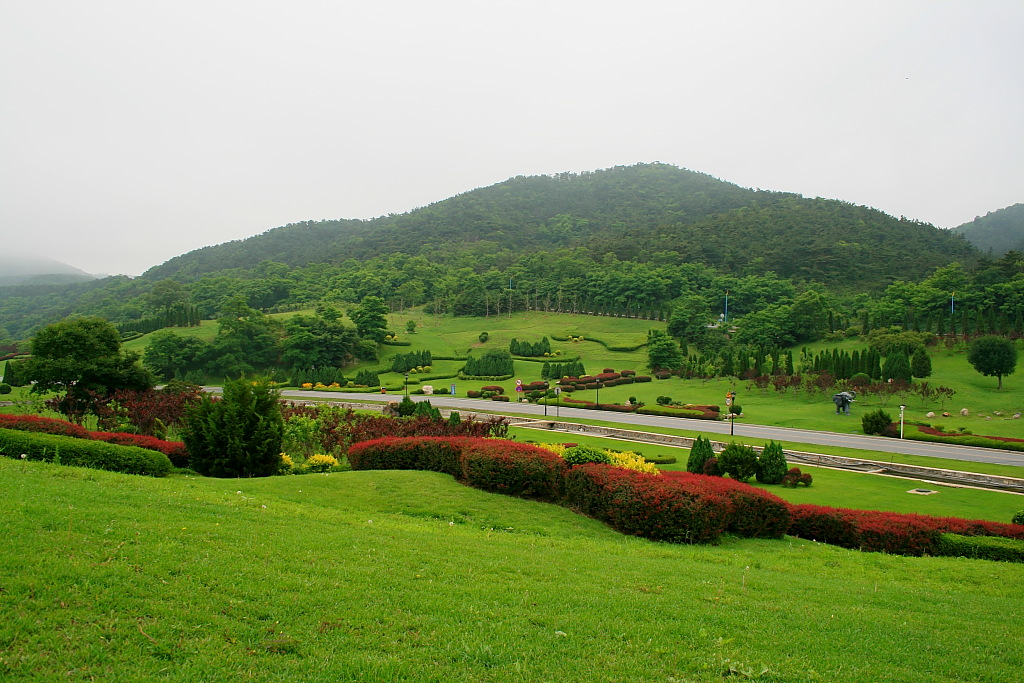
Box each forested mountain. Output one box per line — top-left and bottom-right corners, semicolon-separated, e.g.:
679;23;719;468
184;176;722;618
953;203;1024;255
0;163;988;341
143;163;975;287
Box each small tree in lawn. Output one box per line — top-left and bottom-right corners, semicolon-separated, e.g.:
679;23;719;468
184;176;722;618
686;435;714;474
183;376;283;478
756;440;788;484
910;348;932;378
967;335;1018;389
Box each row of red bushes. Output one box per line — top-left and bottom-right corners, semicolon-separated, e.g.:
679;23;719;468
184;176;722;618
347;436;791;543
0;414;189;468
556;398;721;420
787;504;1024;556
346;436;1024;556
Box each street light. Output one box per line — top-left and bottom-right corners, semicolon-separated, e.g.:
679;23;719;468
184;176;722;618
404;372;409;397
724;391;737;436
595;380;602;409
899;404;906;439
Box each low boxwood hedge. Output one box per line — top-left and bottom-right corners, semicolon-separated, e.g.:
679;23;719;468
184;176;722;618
1;428;172;477
935;533;1024;563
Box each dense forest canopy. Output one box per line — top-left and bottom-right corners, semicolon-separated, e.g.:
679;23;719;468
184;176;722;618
0;162;1008;344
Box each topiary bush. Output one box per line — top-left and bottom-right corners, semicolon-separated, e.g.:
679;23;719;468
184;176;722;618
0;383;11;394
1013;510;1024;526
702;456;720;477
717;442;758;482
861;408;893;436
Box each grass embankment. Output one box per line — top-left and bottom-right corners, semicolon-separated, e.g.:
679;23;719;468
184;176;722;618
2;458;1023;682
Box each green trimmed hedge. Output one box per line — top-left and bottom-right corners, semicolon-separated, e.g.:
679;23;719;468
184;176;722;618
0;428;172;477
935;533;1024;563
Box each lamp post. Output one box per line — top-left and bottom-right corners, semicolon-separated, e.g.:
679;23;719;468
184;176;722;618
595;380;602;409
404;372;409;398
899;404;906;439
555;387;560;419
726;390;737;436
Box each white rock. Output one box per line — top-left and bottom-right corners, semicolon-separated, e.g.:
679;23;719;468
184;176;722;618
925;412;936;418
960;408;969;416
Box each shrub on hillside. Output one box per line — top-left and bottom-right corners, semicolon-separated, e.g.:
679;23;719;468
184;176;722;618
702;456;721;477
1014;510;1024;526
0;383;11;394
861;408;893;436
0;428;172;477
90;432;189;468
781;467;812;487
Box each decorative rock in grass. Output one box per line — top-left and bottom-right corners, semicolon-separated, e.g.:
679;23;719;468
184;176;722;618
960;408;969;416
926;411;936;418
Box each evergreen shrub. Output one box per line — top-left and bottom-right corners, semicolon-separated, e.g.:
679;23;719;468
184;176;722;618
756;440;788;484
686;435;714;474
562;444;611;465
717;442;758;482
0;383;11;394
862;409;893;436
935;534;1024;563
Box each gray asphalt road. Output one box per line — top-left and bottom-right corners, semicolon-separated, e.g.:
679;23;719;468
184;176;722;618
268;389;1024;469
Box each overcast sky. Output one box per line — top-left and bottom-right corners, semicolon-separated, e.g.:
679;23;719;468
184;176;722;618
2;1;1022;277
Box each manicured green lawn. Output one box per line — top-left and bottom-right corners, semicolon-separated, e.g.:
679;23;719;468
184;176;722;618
2;458;1023;682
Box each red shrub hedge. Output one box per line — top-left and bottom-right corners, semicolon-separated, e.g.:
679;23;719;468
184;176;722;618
460;440;567;501
564;464;728;543
661;471;790;538
0;414;90;439
347;436;464;476
347;437;566;501
787;504;1024;556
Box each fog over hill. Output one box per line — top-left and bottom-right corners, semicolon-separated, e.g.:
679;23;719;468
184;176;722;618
0;253;97;286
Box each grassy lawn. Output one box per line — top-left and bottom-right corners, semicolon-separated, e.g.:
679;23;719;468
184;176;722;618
2;458;1023;682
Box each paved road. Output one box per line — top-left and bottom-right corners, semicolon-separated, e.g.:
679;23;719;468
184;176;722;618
268;389;1024;469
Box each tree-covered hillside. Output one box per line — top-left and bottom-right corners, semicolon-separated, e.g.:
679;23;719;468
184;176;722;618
954;203;1024;256
0;163;986;341
142;163;975;287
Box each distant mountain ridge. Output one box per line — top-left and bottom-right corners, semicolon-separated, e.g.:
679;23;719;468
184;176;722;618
953;203;1024;255
144;163;976;287
0;253;96;287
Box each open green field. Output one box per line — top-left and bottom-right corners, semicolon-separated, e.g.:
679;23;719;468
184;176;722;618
3;457;1023;682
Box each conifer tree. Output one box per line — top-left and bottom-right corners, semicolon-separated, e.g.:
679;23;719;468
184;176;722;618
910;348;932;378
756;440;788;484
686;435;714;474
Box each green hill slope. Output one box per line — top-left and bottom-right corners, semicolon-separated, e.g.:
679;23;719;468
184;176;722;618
2;459;1022;681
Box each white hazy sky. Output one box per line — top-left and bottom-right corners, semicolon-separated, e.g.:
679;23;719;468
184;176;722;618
2;0;1022;277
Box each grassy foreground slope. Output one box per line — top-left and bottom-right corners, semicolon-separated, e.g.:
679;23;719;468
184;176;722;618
2;459;1022;682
